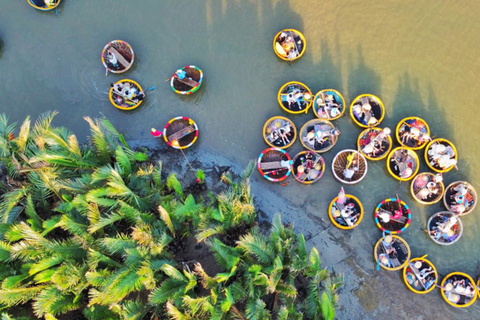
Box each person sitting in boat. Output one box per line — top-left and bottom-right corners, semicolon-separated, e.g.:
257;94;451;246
341;202;360;225
278;126;291;145
343;159;358;180
32;0;56;7
175;69;187;80
452;279;476;297
381;233;396;255
280;35;297;58
107;49;119;69
123;83;138;100
111;82;125;95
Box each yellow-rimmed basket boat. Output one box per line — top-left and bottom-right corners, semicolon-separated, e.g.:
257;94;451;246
427;211;463;246
440;272;477;308
291;151;325;184
109;79;144;111
329;191;363;230
28;0;60;11
332;149;368;185
403;255;438;294
387;147;419;181
410;172;444;205
257;148;293;183
299;119;339;153
163;116;199;150
425;138;458;173
273;29;306;61
357;127;392;161
277;81;312;114
101;40;134;75
170;65;203;95
313;89;345;120
263;116;296;149
443;181;477;216
350;94;385;128
374;235;410;271
374;197;411;234
396;117;430;150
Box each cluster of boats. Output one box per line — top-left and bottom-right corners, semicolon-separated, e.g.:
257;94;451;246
268;29;479;308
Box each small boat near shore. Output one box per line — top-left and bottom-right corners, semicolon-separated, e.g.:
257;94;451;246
357;127;392;160
313;89;345;120
299;119;340;153
278;81;312;114
350;94;385;128
374;234;411;271
425;138;458;173
163;116;199;149
329;187;363;229
427;211;463;246
443;181;477;216
387;147;419;181
440;272;477;308
170;65;203;95
396;117;430;150
109;79;144;110
28;0;60;11
101;40;134;75
257;148;292;182
263;116;296;149
273;29;306;61
403;256;438;294
374;197;411;234
332;149;368;184
291;151;325;184
410;172;444;205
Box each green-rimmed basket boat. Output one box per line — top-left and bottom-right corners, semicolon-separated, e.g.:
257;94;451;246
170;65;203;95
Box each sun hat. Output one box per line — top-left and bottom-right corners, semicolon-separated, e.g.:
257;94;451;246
414;261;422;269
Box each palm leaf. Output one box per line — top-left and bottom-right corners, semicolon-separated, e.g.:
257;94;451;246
0;285;45;306
149;278;189;304
158;205;175;237
320;291;335;320
166;173;184;198
209;238;240;271
15;117;30;152
165;301;187;320
237;230;274;266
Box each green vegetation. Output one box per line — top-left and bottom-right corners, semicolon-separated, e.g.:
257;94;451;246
0;112;342;320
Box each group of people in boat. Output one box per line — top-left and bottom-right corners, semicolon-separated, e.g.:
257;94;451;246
351;97;380;126
295;152;323;182
428;212;460;243
282;87;311;110
360;127;390;158
405;260;436;290
398;119;430;148
390;148;415;179
446;182;474;215
302;124;340;150
316;93;342;119
378;234;403;268
110;81;145;108
443;277;476;304
413;173;443;201
31;0;57;7
275;32;302;60
266;121;294;147
427;142;457;170
332;188;361;227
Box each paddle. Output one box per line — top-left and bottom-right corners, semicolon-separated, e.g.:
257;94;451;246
105;66;109;77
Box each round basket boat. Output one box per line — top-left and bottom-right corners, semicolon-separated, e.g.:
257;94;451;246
170;65;203;95
109;79;144;111
273;29;306;61
28;0;61;11
410;173;444;205
427;211;463;246
291;151;325;184
329;194;363;230
350;94;385;128
443;181;477;216
403;256;438;294
387;147;419;181
257;148;292;182
374;197;411;234
101;40;134;74
263;116;296;149
278;82;313;114
313;89;345;120
357;127;392;161
396;117;430;150
425;138;458;173
332;149;368;184
163;116;199;150
374;235;411;271
300;119;340;153
440;272;477;308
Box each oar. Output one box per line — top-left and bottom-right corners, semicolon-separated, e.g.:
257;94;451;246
105;66;109;77
289;30;301;58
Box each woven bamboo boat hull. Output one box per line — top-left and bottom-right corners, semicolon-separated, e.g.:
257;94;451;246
263;116;296;149
257;148;292;182
403;257;438;294
410;173;444;205
332;149;368;184
101;40;134;73
427;211;463;246
443;181;477;216
291;151;325;184
440;273;477;308
374;198;411;234
163;116;199;149
374;235;410;271
396;117;430;150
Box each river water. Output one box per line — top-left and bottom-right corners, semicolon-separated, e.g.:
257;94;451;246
1;0;480;318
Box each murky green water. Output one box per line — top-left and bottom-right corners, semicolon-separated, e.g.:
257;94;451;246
2;0;480;318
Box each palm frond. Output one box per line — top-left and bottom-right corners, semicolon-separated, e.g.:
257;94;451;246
209;238;240;271
166;173;184;199
157;205;175;237
0;285;45;306
237;230;274;266
15;117;30;153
